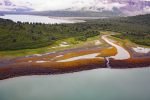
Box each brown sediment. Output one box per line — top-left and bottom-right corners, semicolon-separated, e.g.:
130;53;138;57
0;59;105;80
53;48;103;61
0;57;150;80
0;35;150;80
14;46;103;63
110;58;150;68
0;46;106;80
98;47;117;57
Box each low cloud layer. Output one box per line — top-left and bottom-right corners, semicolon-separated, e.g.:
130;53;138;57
0;0;150;15
10;0;127;11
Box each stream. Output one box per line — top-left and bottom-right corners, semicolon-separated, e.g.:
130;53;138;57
105;57;111;68
0;35;150;100
102;35;131;68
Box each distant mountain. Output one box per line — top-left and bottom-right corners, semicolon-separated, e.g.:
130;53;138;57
29;10;123;17
0;0;150;17
32;0;150;17
64;0;150;16
0;0;33;12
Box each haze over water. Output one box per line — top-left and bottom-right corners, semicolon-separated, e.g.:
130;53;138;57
0;14;85;24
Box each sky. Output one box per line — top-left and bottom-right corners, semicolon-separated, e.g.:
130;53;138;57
1;0;150;14
12;0;90;11
8;0;133;11
10;0;150;11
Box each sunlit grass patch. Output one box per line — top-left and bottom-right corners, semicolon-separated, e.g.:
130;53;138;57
54;49;102;61
97;47;117;57
0;36;101;58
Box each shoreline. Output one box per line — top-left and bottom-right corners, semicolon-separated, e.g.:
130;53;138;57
0;34;150;80
0;58;150;80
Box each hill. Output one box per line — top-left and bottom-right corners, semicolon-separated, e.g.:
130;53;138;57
0;14;149;51
97;14;150;46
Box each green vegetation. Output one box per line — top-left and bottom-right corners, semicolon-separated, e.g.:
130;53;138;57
0;14;150;52
0;18;99;50
112;32;150;46
0;36;101;58
87;14;150;46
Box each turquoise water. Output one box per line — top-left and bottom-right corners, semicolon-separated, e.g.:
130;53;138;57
0;68;150;100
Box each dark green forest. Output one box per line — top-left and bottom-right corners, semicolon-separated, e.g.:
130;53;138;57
90;14;150;46
0;19;99;50
0;14;150;51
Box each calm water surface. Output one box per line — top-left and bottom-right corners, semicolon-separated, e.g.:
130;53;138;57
0;15;85;24
0;68;150;100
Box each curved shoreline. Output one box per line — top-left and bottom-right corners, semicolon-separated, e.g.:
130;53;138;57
0;58;150;80
0;34;150;80
102;35;131;60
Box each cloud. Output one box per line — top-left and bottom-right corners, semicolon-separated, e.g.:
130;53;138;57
144;6;150;13
1;0;150;15
8;0;127;11
11;0;78;11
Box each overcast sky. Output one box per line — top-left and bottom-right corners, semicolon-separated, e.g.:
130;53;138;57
11;0;89;11
3;0;150;11
10;0;127;11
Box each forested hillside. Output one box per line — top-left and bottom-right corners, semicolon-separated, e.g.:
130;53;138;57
0;14;149;51
0;18;99;50
87;14;150;46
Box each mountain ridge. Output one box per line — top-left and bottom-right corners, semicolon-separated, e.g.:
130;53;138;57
0;0;150;16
